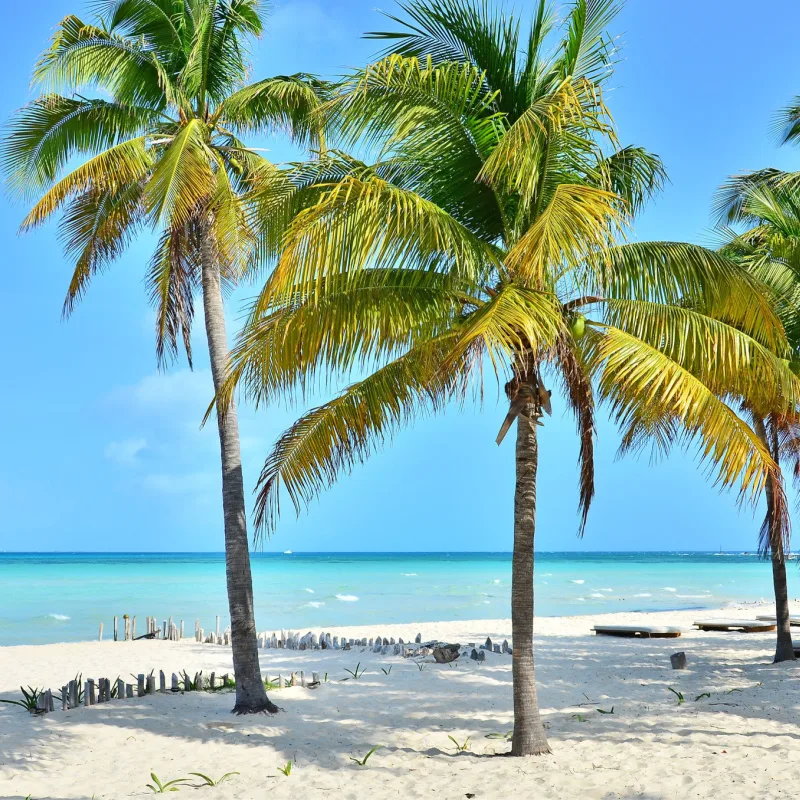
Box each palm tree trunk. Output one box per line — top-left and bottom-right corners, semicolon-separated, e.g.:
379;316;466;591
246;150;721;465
510;401;551;756
752;415;795;664
200;224;278;714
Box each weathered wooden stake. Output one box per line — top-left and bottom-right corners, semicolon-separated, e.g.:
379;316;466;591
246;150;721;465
62;685;68;711
88;679;96;705
172;673;179;692
222;673;230;687
159;670;166;693
137;674;145;696
117;678;125;699
132;616;136;639
210;672;216;690
126;683;134;698
216;615;220;639
180;620;184;639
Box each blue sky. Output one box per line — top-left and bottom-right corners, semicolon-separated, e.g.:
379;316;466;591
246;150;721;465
1;0;800;553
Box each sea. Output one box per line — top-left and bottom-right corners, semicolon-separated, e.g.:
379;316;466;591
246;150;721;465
1;551;796;645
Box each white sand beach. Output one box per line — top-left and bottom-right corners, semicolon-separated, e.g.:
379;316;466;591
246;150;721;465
2;603;799;799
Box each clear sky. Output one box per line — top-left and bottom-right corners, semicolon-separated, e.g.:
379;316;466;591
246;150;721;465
2;0;800;553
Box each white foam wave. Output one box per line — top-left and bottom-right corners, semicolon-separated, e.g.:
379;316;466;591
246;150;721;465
590;593;605;598
571;579;585;584
48;613;70;621
336;594;359;602
304;601;325;608
402;573;418;577
633;593;652;598
302;588;315;593
663;587;677;592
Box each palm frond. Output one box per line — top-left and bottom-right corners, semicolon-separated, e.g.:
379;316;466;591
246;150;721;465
505;182;624;288
251;334;476;538
601;242;787;352
145;118;215;226
586;324;775;504
262;173;500;306
20;137;152;229
3;96;156;198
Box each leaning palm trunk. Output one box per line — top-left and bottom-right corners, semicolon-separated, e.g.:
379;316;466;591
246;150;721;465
752;415;795;663
200;225;277;713
510;386;551;756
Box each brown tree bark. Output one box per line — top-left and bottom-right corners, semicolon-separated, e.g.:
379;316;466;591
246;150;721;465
510;393;552;756
752;415;795;664
200;225;278;713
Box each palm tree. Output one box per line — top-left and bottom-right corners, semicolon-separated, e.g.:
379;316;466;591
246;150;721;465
216;0;795;751
3;0;325;713
715;170;800;662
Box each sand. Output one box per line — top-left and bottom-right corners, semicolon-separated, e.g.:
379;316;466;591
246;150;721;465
1;603;798;799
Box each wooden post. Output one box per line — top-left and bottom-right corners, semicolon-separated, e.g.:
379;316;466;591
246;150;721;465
62;685;68;711
68;680;76;709
312;672;320;684
126;683;134;698
113;617;118;641
132;616;136;639
159;670;166;693
97;678;105;703
147;674;155;694
137;674;145;696
117;678;125;699
300;671;305;687
172;673;179;692
162;620;167;639
180;620;184;639
88;679;96;705
222;673;230;687
210;672;216;690
98;622;103;641
84;681;90;707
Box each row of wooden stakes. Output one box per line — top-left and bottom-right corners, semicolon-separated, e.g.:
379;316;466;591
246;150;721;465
34;668;329;714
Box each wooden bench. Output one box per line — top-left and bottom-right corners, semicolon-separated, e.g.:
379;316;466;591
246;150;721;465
756;615;800;627
592;625;682;639
693;619;776;633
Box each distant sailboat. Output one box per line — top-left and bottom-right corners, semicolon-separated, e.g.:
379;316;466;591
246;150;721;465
283;550;293;555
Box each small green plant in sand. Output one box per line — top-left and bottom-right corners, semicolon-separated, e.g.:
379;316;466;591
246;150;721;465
56;674;84;708
146;772;189;793
179;671;202;691
342;663;367;680
447;735;471;752
485;731;513;741
572;713;588;722
668;687;685;705
413;660;426;672
0;686;43;713
381;666;392;675
349;745;384;766
189;771;239;787
597;707;614;714
277;761;292;776
695;692;711;702
263;678;281;691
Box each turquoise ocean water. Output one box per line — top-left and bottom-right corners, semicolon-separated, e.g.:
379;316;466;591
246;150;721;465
1;552;797;645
